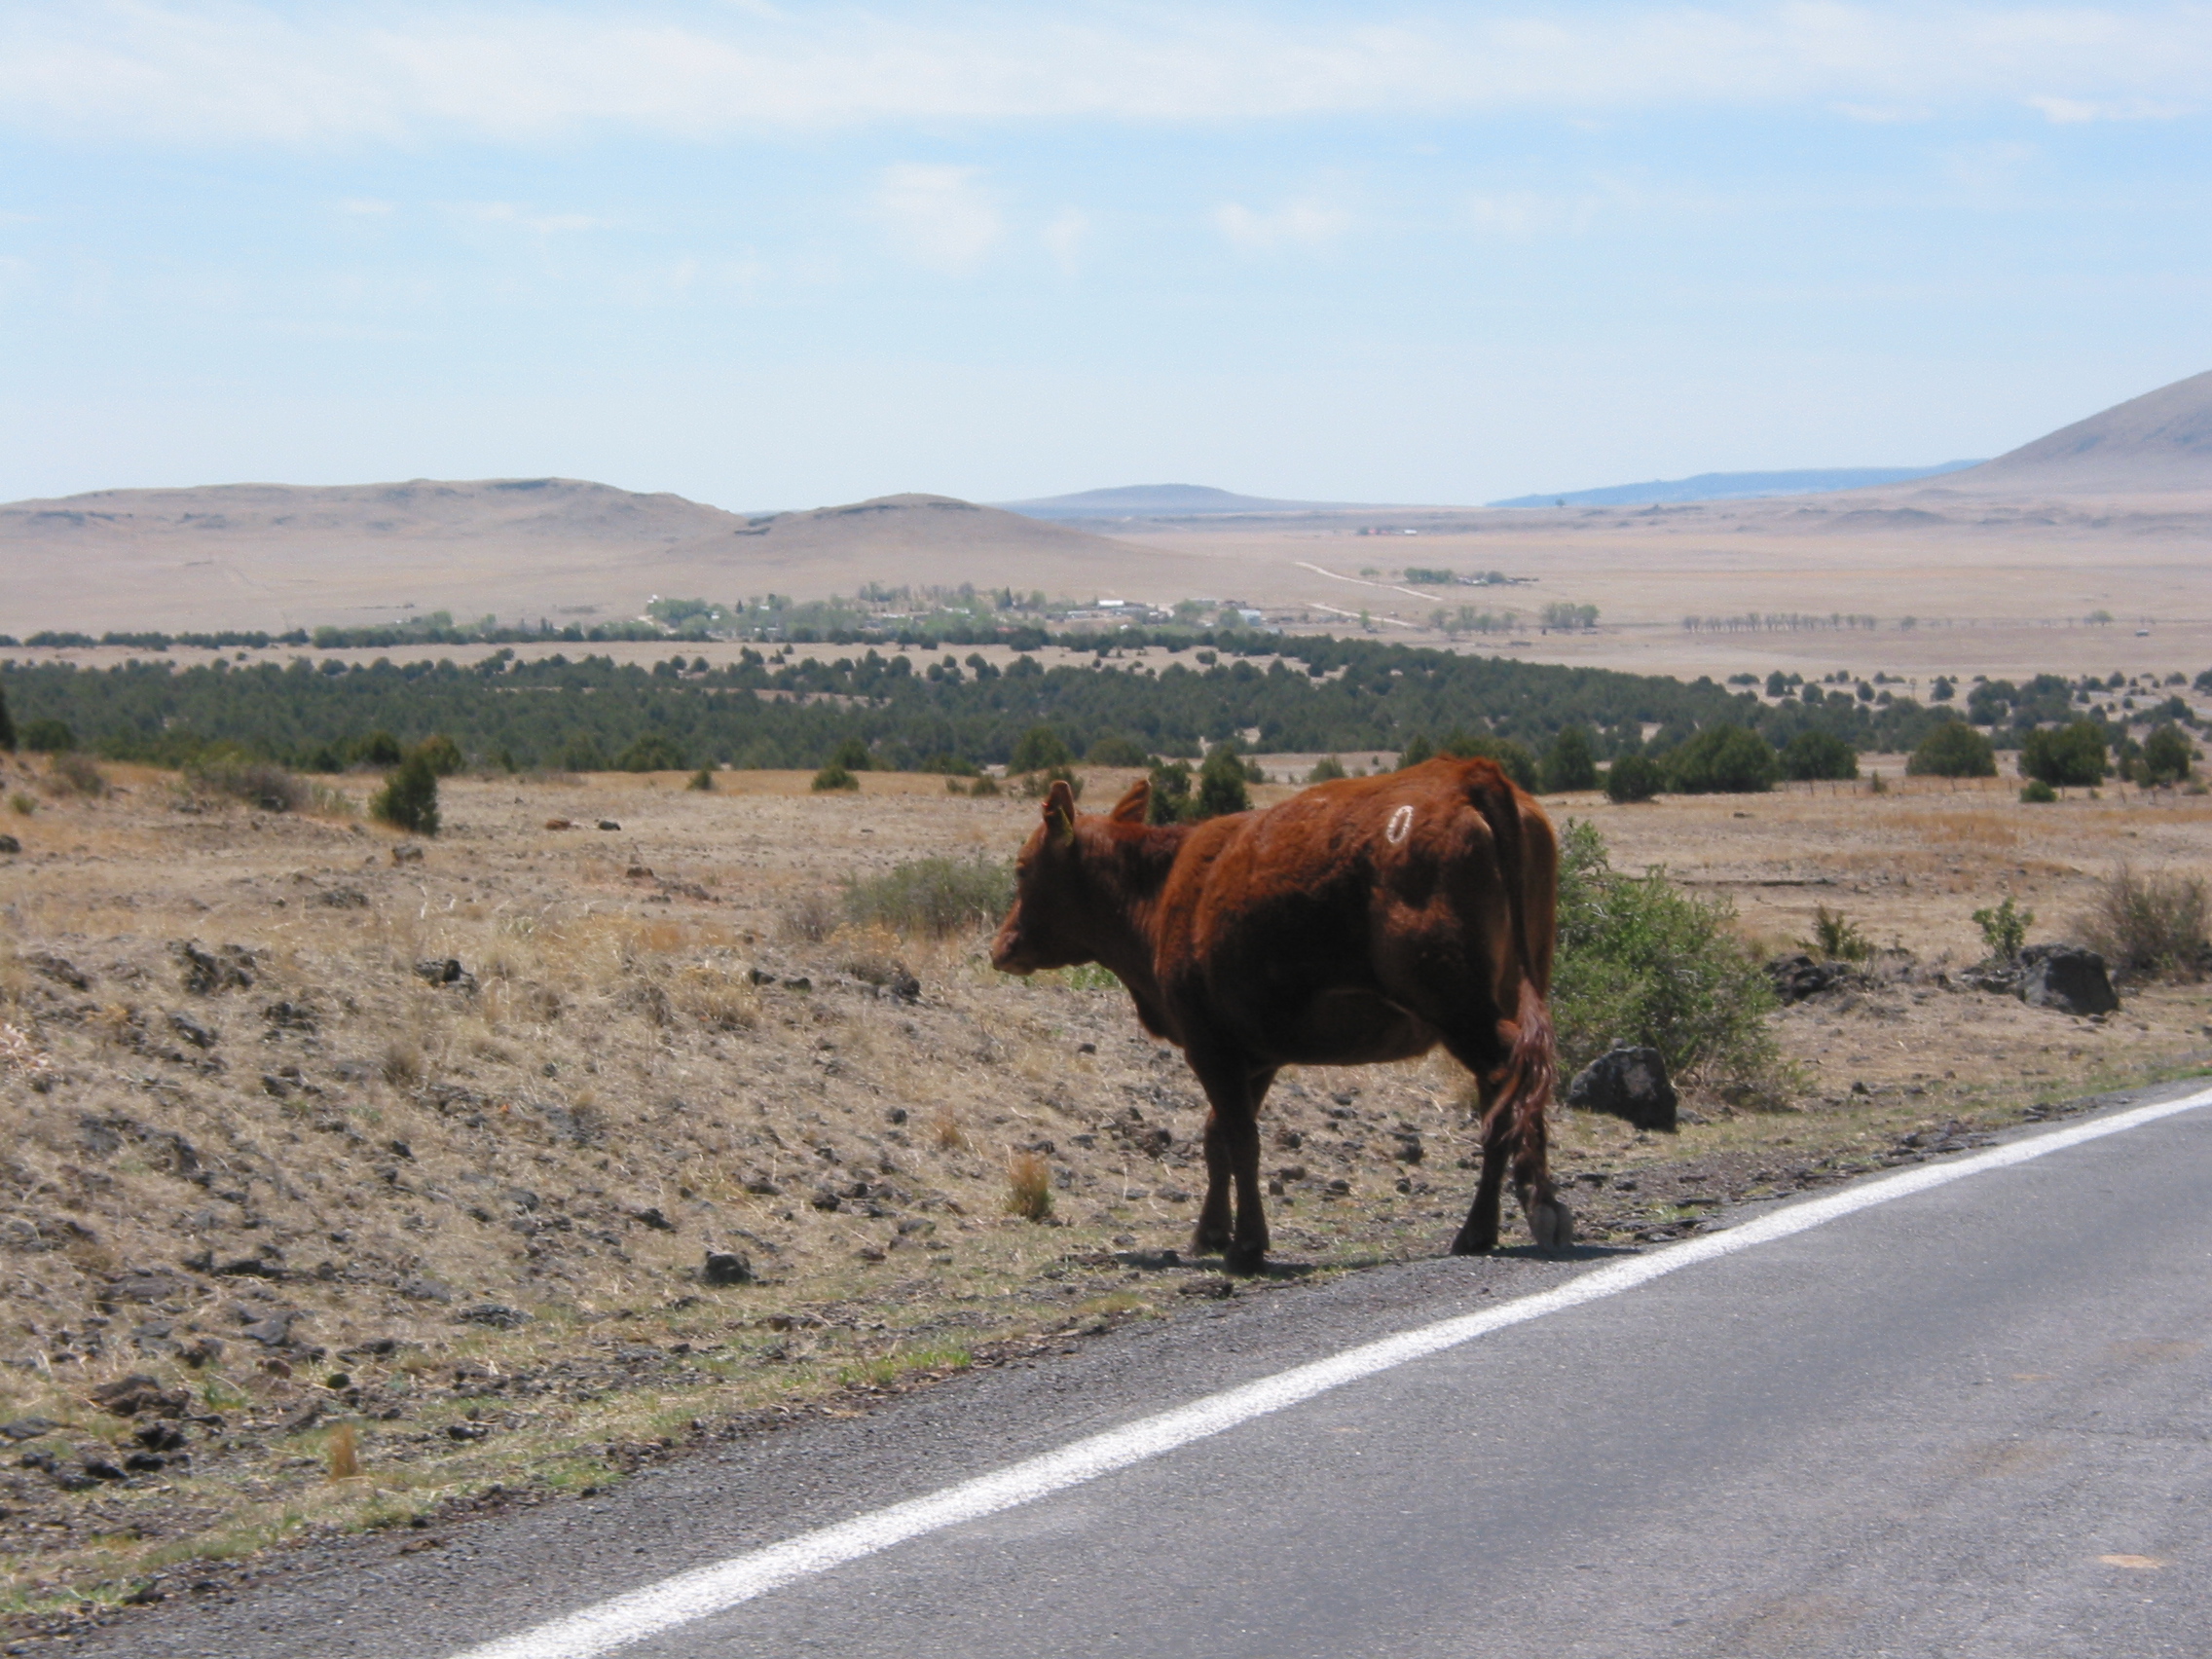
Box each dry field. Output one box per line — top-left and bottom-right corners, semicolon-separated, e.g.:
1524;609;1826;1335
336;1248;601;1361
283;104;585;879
0;756;2206;1635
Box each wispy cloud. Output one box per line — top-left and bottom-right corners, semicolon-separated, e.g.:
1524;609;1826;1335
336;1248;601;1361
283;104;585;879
874;164;1001;274
2;5;2209;146
1216;199;1349;251
1041;207;1090;274
2027;93;2192;123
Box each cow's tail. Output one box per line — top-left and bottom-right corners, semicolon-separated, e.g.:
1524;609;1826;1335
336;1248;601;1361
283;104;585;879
1466;766;1572;1251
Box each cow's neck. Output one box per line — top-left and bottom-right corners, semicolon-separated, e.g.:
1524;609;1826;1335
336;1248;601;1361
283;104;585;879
1079;824;1181;1025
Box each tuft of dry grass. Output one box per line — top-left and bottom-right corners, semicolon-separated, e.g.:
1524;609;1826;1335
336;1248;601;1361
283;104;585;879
2077;865;2210;979
1005;1152;1053;1222
326;1423;360;1481
931;1109;969;1152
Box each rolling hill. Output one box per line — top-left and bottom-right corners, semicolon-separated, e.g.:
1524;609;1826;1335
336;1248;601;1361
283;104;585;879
1930;368;2212;495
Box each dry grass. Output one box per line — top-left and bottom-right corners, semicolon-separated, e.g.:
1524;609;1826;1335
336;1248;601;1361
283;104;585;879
2076;865;2210;978
1005;1153;1054;1222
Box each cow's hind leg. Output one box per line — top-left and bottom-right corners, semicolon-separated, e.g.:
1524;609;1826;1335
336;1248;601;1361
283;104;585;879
1449;1080;1514;1254
1511;1086;1573;1253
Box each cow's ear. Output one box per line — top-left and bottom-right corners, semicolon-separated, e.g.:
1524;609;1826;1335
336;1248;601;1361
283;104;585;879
1108;777;1150;826
1045;778;1078;843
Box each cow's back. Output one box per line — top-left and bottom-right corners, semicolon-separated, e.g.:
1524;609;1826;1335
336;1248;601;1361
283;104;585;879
1154;758;1539;1057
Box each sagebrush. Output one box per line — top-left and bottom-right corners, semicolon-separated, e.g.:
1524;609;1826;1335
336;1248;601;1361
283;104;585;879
2076;866;2208;979
841;855;1015;938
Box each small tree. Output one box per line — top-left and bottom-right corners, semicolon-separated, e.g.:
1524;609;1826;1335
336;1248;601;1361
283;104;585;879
1084;733;1149;767
2020;721;2107;788
1010;725;1074;773
1147;759;1195;825
1307;755;1347;784
1605;754;1664;802
811;763;860;793
828;735;872;772
1779;730;1859;782
1397;733;1436;769
371;752;440;835
1666;725;1778;793
1195;745;1251;819
353;730;405;768
0;681;13;752
2137;722;2194;786
415;733;465;776
617;733;688;772
20;718;75;754
1907;719;1996;778
1540;727;1599;793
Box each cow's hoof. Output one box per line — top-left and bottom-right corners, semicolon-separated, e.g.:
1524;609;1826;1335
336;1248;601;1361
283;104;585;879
1223;1242;1269;1275
1447;1228;1496;1257
1525;1195;1574;1254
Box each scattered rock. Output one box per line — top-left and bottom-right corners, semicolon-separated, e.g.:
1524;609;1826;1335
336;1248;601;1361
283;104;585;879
413;958;477;991
2018;943;2120;1016
103;1269;192;1306
1178;1275;1235;1299
173;940;254;994
702;1251;754;1286
543;818;574;830
1766;954;1852;1005
633;1206;676;1233
446;1422;490;1441
0;1419;55;1442
457;1303;528;1330
88;1374;190;1419
390;842;424;865
596;820;621;831
123;1451;168;1473
26;953;89;991
80;1457;128;1483
278;1400;323;1434
0;833;18;855
399;1277;454;1305
132;1421;188;1453
313;887;370;908
1566;1043;1678;1132
166;1012;218;1050
240;1312;300;1347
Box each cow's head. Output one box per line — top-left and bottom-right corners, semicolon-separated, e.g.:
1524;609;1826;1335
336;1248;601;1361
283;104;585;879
989;776;1149;975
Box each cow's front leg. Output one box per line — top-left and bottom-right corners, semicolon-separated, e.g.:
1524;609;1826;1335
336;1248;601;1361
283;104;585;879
1184;1045;1267;1269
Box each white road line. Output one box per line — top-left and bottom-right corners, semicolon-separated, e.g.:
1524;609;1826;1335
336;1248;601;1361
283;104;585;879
444;1087;2212;1659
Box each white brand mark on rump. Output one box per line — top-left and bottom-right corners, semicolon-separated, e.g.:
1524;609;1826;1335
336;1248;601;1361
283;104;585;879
1385;805;1414;845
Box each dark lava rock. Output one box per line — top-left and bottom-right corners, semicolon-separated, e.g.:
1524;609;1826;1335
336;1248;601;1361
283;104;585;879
413;958;477;990
89;1375;191;1419
0;833;19;855
634;1206;676;1233
80;1457;128;1483
457;1304;528;1330
166;1012;218;1050
123;1451;168;1473
399;1277;454;1305
1766;953;1849;1005
174;940;255;994
2017;943;2120;1015
702;1251;754;1286
314;886;370;907
27;953;90;991
0;1418;55;1442
133;1421;188;1453
1567;1042;1679;1132
596;819;621;831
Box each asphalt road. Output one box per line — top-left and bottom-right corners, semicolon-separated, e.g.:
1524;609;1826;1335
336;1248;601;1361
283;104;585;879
82;1082;2212;1659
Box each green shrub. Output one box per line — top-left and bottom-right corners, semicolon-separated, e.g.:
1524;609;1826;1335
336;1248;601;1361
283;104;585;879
353;730;405;768
1801;904;1873;962
687;766;716;792
2019;778;2057;803
1147;759;1193;824
0;682;12;752
1779;730;1859;782
842;854;1014;938
414;733;465;776
1664;725;1777;793
2077;866;2208;979
1604;754;1664;802
370;753;440;834
1307;755;1347;784
1084;733;1150;767
968;774;1002;797
2020;721;2107;788
616;733;687;772
811;763;860;793
20;718;75;754
2136;722;2195;786
1017;763;1084;801
1907;719;1996;778
828;735;872;773
1010;725;1075;773
1551;820;1784;1099
1195;745;1252;819
1972;896;2032;960
1540;726;1600;793
1397;733;1435;769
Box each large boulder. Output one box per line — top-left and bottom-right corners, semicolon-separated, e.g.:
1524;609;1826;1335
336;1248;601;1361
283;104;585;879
2016;943;2119;1015
1766;954;1848;1005
1567;1043;1678;1131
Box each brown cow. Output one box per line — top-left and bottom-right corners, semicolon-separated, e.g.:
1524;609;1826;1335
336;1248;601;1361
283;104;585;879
990;756;1571;1270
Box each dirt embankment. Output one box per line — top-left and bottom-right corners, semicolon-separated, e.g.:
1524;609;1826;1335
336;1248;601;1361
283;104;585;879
0;758;2205;1638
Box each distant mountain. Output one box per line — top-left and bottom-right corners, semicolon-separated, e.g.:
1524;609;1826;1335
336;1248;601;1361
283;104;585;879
1489;462;1981;509
1934;368;2212;494
998;483;1366;520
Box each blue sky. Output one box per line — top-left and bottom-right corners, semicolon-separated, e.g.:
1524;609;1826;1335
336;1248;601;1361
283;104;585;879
3;2;2210;509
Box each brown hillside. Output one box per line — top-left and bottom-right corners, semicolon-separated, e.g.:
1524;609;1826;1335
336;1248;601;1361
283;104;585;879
1934;368;2212;495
